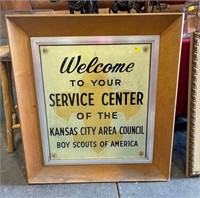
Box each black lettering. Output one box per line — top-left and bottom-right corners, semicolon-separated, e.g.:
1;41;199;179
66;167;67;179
49;94;56;107
60;56;135;74
137;92;144;105
60;55;81;73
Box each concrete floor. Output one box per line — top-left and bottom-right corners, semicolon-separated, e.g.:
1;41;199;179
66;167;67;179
0;82;200;198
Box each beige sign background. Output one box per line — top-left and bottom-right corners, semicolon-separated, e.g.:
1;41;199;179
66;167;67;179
40;43;151;161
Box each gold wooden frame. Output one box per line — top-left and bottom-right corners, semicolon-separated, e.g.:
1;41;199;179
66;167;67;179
6;13;183;184
187;31;200;177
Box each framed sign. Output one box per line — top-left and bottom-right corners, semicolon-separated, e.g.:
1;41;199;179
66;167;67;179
187;31;200;177
31;36;159;165
6;13;183;183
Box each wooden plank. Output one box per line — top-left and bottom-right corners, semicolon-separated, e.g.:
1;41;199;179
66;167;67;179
0;0;32;11
7;13;182;37
30;0;67;10
29;165;167;183
0;1;13;11
12;0;32;11
154;15;184;176
6;19;44;179
0;61;14;153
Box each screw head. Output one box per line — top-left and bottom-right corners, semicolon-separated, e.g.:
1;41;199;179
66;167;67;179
51;153;57;158
42;48;48;54
143;47;148;53
139;151;144;156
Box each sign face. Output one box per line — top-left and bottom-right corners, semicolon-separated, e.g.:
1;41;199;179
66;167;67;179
31;36;159;165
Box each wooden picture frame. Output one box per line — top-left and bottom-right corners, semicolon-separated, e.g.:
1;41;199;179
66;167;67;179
6;13;183;184
187;31;200;177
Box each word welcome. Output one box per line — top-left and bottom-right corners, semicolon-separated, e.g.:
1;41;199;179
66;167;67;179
60;55;135;74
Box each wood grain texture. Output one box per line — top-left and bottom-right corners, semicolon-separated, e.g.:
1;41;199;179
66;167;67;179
153;15;184;177
6;19;44;179
12;0;32;11
0;1;13;11
0;0;32;11
7;13;181;37
0;61;14;153
6;13;183;183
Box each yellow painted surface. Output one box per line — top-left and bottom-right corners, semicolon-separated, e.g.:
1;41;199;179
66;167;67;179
40;44;151;161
